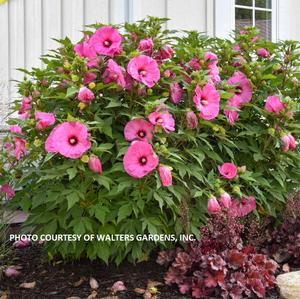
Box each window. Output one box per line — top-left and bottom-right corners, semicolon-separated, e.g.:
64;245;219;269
235;0;274;40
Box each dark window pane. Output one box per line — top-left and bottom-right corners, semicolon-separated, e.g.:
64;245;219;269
236;0;253;6
255;10;272;40
255;0;272;8
235;8;253;31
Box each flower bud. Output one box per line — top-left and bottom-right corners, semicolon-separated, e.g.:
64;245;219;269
238;165;247;173
88;156;103;174
267;128;275;136
219;192;232;208
158;165;172;187
207;196;221;214
232;55;247;67
34;139;42;147
71;74;79;82
81;155;90;163
78;102;87;110
138;38;154;56
256;48;270;58
88;82;96;89
232;185;241;195
186;111;198;129
164;69;171;78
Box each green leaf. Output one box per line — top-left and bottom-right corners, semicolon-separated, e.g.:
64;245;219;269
67;168;77;180
67;192;80;210
117;204;132;223
65;86;78;98
95;208;107;224
95;176;112;190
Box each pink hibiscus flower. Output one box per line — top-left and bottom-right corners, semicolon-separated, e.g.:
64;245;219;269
127;55;160;88
158;165;172;187
0;183;15;200
264;96;285;114
83;72;97;85
45;122;91;159
124;119;154;142
230;196;256;217
257;48;270;58
123;141;159;178
228;71;252;103
10;125;22;135
78;87;95;103
89;26;122;57
148;111;175;133
170;82;183;104
224;95;243;125
102;59;126;88
205;52;221;84
218;162;238;180
35;112;56;130
157;45;173;60
188;58;201;71
10;125;27;160
204;51;218;65
138;38;154;56
74;36;98;68
18;96;32;119
232;55;247;67
13;237;32;248
233;44;241;51
193;84;220;120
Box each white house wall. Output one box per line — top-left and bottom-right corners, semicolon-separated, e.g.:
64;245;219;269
1;0;300;126
277;0;300;41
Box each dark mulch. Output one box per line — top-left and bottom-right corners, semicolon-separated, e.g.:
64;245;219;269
0;245;281;299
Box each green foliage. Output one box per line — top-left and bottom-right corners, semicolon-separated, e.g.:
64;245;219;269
1;18;300;263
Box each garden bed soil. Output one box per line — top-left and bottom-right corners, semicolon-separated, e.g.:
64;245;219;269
0;245;280;299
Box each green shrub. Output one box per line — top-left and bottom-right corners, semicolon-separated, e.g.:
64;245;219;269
1;18;300;263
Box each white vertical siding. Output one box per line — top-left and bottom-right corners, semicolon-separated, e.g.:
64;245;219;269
25;0;42;69
0;1;9;125
214;0;235;39
167;0;206;32
9;0;25;101
131;0;209;32
277;0;300;41
84;0;110;25
131;0;167;23
42;0;62;52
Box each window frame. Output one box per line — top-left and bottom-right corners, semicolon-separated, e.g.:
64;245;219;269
234;0;278;41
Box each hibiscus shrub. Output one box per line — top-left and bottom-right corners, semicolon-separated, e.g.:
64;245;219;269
1;18;300;262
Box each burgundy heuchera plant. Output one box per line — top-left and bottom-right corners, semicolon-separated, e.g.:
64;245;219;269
157;210;278;299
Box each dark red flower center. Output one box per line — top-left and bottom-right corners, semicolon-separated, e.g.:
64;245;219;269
138;69;147;76
235;86;243;95
104;40;112;47
69;136;78;146
139;156;147;165
138;130;146;138
156;117;163;124
201;99;209;106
